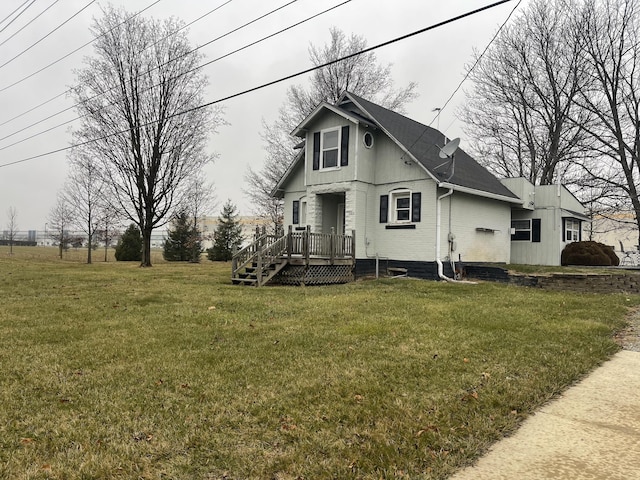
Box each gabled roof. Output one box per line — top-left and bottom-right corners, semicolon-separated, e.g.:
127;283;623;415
339;91;520;202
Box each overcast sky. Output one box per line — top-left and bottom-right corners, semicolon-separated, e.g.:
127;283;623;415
0;0;518;230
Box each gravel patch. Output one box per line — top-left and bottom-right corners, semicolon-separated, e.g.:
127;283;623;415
615;308;640;352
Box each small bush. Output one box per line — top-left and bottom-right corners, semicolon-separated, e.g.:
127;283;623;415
561;241;619;266
115;224;142;262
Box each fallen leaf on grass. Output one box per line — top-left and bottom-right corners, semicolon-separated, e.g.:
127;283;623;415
208;306;216;310
354;394;364;404
463;358;469;363
41;464;52;472
20;438;34;445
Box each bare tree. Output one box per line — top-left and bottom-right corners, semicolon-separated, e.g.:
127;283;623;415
96;204;122;262
72;7;223;267
48;194;74;259
575;0;640;246
6;206;18;255
182;175;216;262
64;147;105;264
245;27;418;230
461;0;592;186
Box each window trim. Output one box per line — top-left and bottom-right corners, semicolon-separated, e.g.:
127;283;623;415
564;218;581;243
363;131;374;148
391;189;412;224
511;219;531;241
320;127;341;170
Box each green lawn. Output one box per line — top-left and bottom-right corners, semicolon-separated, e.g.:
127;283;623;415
1;247;638;479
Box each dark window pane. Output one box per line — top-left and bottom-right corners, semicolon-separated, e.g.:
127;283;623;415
397;210;410;221
323;150;338;168
397;197;410;209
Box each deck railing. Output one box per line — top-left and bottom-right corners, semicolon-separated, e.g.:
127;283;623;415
232;225;356;283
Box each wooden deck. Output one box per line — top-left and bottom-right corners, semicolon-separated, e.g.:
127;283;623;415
231;226;356;286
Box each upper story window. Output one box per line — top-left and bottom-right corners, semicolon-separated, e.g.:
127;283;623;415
312;126;350;171
322;128;340;168
363;131;374;148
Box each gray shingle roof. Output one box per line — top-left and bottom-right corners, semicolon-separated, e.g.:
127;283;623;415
340;92;520;201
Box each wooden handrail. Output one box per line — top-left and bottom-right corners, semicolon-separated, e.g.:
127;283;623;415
232;227;356;283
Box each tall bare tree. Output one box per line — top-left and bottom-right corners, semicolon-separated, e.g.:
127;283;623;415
48;194;74;259
72;7;223;267
461;0;592;185
183;176;216;261
64;148;105;264
245;27;418;231
576;0;640;246
6;206;18;255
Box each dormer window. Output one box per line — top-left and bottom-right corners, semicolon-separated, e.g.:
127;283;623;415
312;126;350;170
322;128;340;168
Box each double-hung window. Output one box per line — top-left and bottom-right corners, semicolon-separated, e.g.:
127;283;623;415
511;220;531;241
380;190;421;226
392;190;411;223
322;128;339;168
564;218;581;242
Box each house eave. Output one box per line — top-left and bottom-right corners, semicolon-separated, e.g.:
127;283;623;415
291;103;363;137
438;182;523;204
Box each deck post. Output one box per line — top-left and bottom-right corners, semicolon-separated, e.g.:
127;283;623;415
256;251;263;287
351;229;356;260
231;246;238;278
330;227;335;265
304;225;310;266
287;225;293;261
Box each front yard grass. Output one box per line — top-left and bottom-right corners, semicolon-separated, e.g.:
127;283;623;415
1;248;638;479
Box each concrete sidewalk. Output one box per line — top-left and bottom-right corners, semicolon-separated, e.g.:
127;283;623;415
450;350;640;480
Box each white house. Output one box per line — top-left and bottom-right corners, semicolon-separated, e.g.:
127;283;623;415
270;91;526;280
502;178;590;266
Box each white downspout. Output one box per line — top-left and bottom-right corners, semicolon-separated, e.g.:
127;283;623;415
436;186;476;284
436;187;454;281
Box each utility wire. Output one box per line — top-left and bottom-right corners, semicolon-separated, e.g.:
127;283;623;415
0;0;62;48
0;0;511;169
0;0;36;35
0;0;97;71
0;0;31;27
0;0;206;125
0;0;310;144
0;0;230;94
430;0;522;129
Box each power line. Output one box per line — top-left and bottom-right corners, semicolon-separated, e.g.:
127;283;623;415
0;0;314;145
0;0;31;27
0;0;210;124
0;0;512;169
430;0;522;130
0;0;226;94
0;0;97;71
0;0;62;48
0;0;37;34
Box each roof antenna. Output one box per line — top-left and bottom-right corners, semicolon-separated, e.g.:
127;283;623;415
437;137;460;182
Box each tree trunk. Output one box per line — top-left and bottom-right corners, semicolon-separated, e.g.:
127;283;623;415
141;228;153;267
87;234;92;264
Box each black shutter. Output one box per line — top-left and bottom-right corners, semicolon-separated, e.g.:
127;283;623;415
292;200;299;224
532;218;541;243
312;132;320;170
411;192;421;222
340;125;349;166
379;195;388;223
562;218;566;242
578;221;582;241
